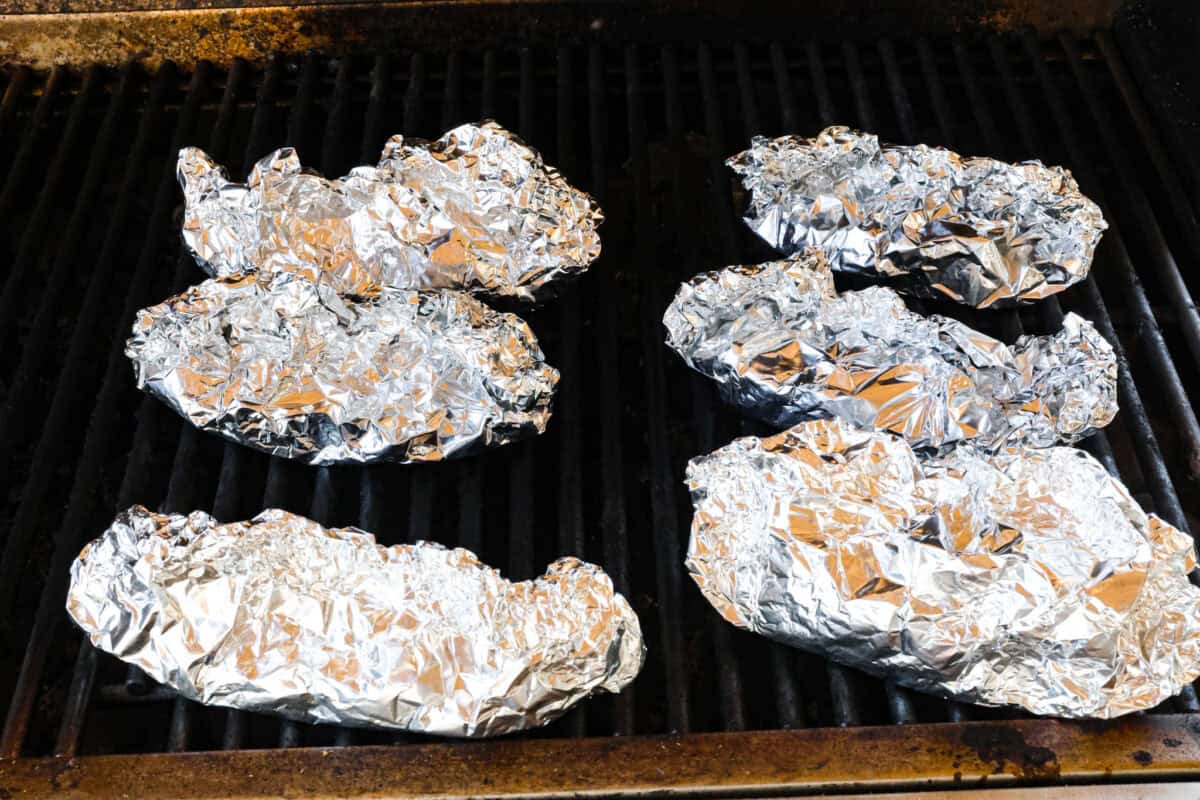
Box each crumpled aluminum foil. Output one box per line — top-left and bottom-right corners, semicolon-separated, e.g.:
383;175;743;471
685;418;1200;719
67;505;644;736
727;126;1107;308
126;273;558;465
179;121;603;301
662;251;1117;451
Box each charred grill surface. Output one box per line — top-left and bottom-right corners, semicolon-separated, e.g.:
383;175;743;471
0;22;1198;793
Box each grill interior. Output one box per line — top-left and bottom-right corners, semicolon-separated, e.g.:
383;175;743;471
1;25;1199;763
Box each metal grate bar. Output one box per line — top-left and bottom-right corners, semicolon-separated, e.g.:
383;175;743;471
695;42;749;733
0;65;65;217
0;66;130;592
161;57;286;755
589;42;636;737
990;41;1172;493
841;42;875;132
403;52;425;133
286;55;320;153
401;53;434;555
910;41;1121;475
0;66;31;150
261;55;336;751
0;63;150;757
193;56;287;753
806;42;837;128
732;43;807;731
506;47;537;584
660;42;722;733
1056;39;1200;477
14;61;209;759
441;51;461;131
0;66;100;354
1093;31;1200;241
554;44;587;739
866;41;925;726
991;34;1200;704
1053;36;1200;375
361;54;390;160
0;66;136;490
1;33;1197;759
997;36;1192;534
769;43;799;132
481;50;496;119
1112;26;1200;215
68;58;243;755
624;43;690;735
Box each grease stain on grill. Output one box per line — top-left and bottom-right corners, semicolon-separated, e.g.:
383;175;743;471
961;725;1061;779
1131;749;1154;766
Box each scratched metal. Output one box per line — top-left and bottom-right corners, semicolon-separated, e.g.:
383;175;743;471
663;251;1116;451
67;506;644;736
728;126;1106;308
179;121;603;301
685;418;1200;719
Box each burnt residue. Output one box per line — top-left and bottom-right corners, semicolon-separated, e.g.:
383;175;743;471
1131;750;1154;766
0;0;1122;69
962;724;1062;779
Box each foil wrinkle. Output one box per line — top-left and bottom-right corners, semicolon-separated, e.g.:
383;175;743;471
67;506;645;736
727;126;1107;308
179;121;603;301
662;251;1117;451
685;418;1200;719
127;274;558;465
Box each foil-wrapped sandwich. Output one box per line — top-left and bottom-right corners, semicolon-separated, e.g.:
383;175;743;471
663;252;1117;451
686;418;1200;719
127;274;558;465
67;506;644;736
728;126;1106;308
179;121;603;301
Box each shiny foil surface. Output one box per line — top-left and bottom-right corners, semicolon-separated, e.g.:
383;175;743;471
685;418;1200;718
126;274;558;465
179;121;603;301
727;126;1106;308
67;506;644;736
662;252;1117;451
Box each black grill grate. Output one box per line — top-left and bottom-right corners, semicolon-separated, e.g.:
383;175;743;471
1;30;1199;758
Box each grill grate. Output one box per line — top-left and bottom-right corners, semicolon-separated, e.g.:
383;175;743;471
1;30;1199;759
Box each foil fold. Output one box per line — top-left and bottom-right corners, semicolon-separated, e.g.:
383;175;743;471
179;120;603;301
727;126;1106;308
685;418;1200;719
67;506;644;736
127;274;558;465
662;251;1117;451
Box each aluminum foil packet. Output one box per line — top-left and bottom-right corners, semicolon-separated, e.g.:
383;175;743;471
727;126;1106;308
67;505;644;736
662;251;1117;451
686;418;1200;718
178;121;603;301
126;273;558;465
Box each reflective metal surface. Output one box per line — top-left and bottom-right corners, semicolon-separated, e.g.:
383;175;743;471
179;121;603;301
728;126;1106;308
127;274;558;465
663;252;1116;451
66;506;644;736
686;418;1200;718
